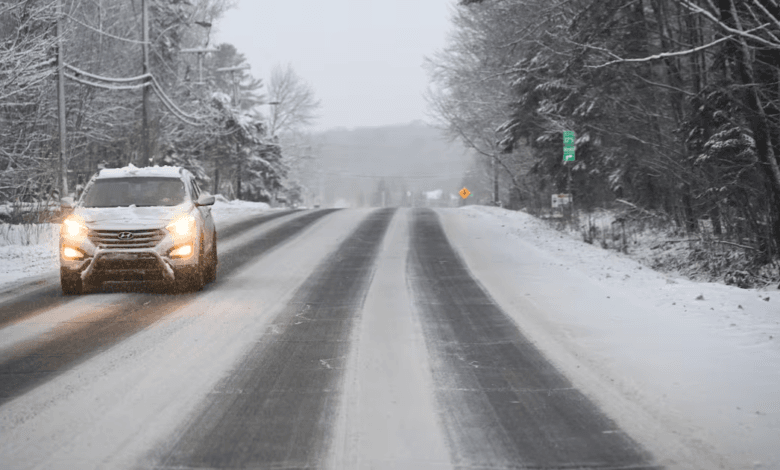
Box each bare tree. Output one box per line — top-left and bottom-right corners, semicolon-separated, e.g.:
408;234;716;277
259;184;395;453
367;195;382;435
266;63;321;137
0;0;59;211
425;1;531;207
264;64;321;205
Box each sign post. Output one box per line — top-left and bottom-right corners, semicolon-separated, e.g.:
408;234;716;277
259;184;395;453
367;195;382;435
560;131;575;222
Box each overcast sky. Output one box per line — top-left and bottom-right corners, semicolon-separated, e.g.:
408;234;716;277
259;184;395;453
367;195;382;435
213;0;456;132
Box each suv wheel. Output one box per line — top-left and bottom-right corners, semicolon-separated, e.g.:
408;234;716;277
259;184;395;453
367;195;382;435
204;231;218;283
174;238;205;293
60;269;83;295
174;266;204;293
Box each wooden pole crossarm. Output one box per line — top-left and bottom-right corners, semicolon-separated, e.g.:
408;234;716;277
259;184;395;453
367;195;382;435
181;48;220;54
216;65;250;73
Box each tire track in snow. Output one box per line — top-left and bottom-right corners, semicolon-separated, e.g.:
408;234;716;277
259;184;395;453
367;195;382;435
407;208;660;469
153;208;395;469
0;209;339;405
215;208;298;240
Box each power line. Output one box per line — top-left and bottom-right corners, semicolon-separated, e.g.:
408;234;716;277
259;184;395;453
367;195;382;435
63;63;207;126
65;13;147;45
317;171;467;179
150;76;202;120
64;72;149;91
65;63;150;83
150;79;204;127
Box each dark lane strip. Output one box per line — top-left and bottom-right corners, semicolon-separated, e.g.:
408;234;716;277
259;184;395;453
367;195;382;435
0;209;338;405
216;208;298;240
0;209;297;329
407;209;660;469
214;209;338;284
0;287;63;331
155;208;396;470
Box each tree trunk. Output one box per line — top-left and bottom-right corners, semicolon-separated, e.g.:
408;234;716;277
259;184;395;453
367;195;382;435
681;185;697;233
720;0;780;252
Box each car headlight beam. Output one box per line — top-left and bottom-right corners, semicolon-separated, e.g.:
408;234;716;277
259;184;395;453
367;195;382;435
62;247;84;259
62;216;88;240
167;214;196;242
170;244;193;258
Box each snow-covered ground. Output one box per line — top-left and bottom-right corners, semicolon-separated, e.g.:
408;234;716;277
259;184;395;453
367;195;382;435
572;207;780;288
0;203;777;468
446;205;780;469
0;199;273;293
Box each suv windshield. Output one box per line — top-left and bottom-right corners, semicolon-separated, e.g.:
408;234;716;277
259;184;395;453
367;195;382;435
82;177;186;208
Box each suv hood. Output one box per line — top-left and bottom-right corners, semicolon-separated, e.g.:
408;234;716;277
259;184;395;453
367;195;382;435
75;204;192;230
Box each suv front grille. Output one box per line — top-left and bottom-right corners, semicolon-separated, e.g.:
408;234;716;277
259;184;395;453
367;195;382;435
89;228;165;249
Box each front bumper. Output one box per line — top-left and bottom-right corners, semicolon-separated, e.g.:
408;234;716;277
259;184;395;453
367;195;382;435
78;247;176;282
60;229;198;283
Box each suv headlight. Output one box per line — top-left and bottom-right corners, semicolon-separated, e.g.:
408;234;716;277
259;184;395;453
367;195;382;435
61;215;88;241
62;247;85;259
166;214;196;242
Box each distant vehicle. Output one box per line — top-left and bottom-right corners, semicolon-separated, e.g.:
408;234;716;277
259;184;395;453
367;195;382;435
59;164;218;295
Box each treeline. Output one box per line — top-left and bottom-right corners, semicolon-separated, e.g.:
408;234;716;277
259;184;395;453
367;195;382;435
428;0;780;262
0;0;309;215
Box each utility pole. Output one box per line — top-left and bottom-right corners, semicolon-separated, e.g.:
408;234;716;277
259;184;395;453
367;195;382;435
492;154;499;206
141;0;151;166
266;101;280;205
216;65;249;105
216;64;249;199
56;0;68;197
181;47;219;84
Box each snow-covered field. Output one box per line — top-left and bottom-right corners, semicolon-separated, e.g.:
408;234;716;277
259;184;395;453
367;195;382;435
0;199;273;293
448;205;780;469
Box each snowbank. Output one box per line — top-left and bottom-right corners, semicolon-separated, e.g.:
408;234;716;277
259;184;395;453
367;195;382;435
0;224;59;291
210;198;272;226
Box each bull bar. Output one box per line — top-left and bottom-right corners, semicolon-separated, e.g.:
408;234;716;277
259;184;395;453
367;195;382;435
79;247;176;282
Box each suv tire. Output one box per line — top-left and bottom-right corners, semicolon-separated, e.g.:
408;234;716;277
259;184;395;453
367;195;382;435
173;266;204;293
174;238;205;293
61;269;83;295
204;231;218;284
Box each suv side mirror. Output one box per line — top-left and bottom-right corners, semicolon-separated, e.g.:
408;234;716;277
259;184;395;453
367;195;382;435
196;194;215;206
60;196;74;209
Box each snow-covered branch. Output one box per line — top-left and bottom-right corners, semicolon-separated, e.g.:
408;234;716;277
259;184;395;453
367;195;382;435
587;34;735;68
65;13;148;45
680;1;780;49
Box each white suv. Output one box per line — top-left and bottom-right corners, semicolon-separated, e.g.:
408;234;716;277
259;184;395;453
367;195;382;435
59;164;218;294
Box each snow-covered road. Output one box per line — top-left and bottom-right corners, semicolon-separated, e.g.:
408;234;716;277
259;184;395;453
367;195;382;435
0;206;777;469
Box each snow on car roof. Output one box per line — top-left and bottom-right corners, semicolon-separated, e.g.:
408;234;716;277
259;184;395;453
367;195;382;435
97;164;184;179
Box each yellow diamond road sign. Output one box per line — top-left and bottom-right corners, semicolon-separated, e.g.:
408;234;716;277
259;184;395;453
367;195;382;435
459;187;471;199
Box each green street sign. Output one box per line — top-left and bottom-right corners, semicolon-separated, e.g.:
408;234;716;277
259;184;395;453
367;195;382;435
563;146;575;162
563;131;575;161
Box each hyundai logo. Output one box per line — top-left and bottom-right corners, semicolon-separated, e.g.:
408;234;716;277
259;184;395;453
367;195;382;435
118;232;134;240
